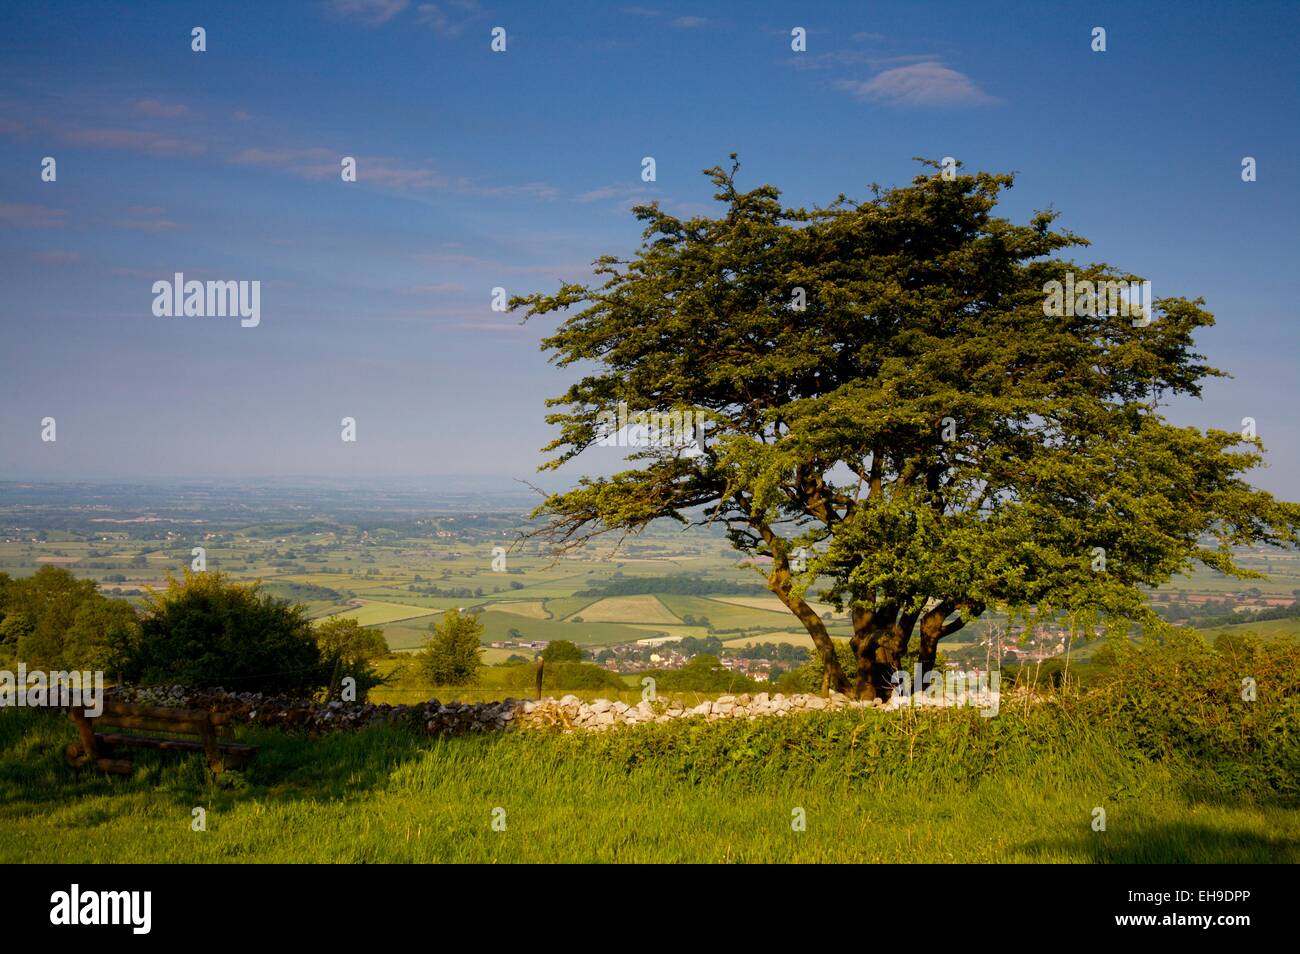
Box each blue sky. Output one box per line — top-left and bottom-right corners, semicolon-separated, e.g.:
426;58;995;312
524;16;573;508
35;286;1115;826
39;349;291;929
1;0;1297;497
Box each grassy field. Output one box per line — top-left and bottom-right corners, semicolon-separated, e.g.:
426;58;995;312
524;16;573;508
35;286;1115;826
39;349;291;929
2;700;1295;863
4;528;1294;663
568;595;680;624
332;600;441;627
1198;617;1300;644
2;617;1294;863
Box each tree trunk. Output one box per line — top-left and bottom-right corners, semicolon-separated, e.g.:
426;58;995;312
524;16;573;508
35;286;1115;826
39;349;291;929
916;603;951;685
917;600;982;683
768;566;850;695
850;606;918;701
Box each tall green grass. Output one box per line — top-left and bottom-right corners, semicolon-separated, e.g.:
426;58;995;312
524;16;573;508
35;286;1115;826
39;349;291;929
2;632;1295;863
1;701;1295;863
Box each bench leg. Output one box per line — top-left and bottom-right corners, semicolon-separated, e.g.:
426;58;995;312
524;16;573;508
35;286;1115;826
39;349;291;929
200;715;223;774
67;708;99;770
64;741;90;768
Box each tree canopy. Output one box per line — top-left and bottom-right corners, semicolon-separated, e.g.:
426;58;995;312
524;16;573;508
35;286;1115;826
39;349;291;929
116;569;324;694
513;157;1300;698
315;616;389;701
541;638;583;663
0;566;139;672
420;608;485;686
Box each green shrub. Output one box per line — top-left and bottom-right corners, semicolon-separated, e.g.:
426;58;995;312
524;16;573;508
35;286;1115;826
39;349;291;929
315;617;388;702
114;570;324;694
541;639;583;663
419;609;484;686
1087;629;1300;798
501;661;624;691
0;566;139;671
647;655;759;693
779;639;853;693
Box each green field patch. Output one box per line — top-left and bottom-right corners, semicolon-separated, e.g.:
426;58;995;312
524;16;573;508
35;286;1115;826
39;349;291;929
565;594;680;624
270;573;358;587
3;700;1296;863
619;623;712;640
1197;617;1300;644
329;600;440;627
708;594;844;618
303;600;356;620
375;618;441;651
351;589;467;610
540;596;600;619
723;631;820;651
491;601;551;620
475;611;660;647
658;594;795;630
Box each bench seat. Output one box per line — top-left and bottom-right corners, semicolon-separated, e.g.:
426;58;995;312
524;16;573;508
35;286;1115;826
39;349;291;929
66;700;257;775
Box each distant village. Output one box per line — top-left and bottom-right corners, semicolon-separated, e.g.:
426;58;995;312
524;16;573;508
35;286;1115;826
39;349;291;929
488;635;798;682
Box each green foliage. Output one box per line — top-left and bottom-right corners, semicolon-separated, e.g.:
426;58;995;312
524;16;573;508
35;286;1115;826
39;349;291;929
576;575;764;597
778;639;856;693
1;637;1296;862
63;597;139;674
676;635;723;656
0;566;139;671
541;639;582;663
733;640;808;662
648;654;759;693
419;609;484;686
315;616;389;702
115;570;324;694
1091;630;1300;798
514;156;1300;691
501;661;624;691
777;639;945;693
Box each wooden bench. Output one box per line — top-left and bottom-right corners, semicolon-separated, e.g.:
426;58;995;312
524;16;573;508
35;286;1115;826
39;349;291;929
65;701;257;775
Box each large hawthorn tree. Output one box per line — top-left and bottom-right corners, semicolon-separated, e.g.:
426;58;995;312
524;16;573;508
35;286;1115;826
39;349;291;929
512;158;1299;699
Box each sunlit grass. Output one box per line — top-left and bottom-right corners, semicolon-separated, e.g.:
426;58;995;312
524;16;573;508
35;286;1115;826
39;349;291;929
2;703;1295;864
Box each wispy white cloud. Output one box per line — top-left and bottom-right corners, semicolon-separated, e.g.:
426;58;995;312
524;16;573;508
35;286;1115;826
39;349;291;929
837;62;996;107
415;0;481;35
0;105;207;158
361;158;452;190
671;15;707;29
132;98;189;118
329;0;409;25
114;206;180;232
400;283;466;295
792;49;943;73
411;250;593;276
231;146;437;186
31;249;80;264
471;181;560;199
60;126;207;156
0;202;67;227
228;146;556;197
577;184;652;203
